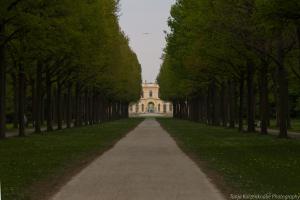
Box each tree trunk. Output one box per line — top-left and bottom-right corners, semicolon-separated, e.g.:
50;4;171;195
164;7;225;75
46;66;53;132
96;95;100;123
92;90;96;123
84;89;89;126
296;24;300;81
56;80;62;130
87;90;91;124
173;100;177;118
287;113;291;129
11;73;18;128
238;72;245;132
211;80;217;125
207;89;211;125
277;30;288;138
41;96;45;126
229;80;235;128
78;95;83;126
220;83;226;127
52;88;56;125
75;82;79;126
18;64;26;137
35;63;42;133
0;22;6;139
234;80;239;124
247;60;255;132
31;79;36;128
193;97;199;122
259;63;268;135
75;82;83;126
66;82;72;128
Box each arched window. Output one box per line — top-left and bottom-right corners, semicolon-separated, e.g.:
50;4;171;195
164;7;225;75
130;105;133;111
141;91;144;98
136;105;139;113
149;90;153;98
169;104;173;112
142;104;144;112
163;104;167;113
158;104;161;112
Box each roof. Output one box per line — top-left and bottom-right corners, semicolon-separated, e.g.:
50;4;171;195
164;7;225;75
142;83;159;88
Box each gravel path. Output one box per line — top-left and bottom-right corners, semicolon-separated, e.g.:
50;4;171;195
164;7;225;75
51;118;225;200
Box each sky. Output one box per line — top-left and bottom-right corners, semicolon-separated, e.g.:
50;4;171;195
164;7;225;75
119;0;175;82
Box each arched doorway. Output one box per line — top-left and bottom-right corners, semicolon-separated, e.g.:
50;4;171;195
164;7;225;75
148;102;155;113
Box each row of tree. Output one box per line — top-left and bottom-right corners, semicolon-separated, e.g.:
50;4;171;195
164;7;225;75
0;0;142;138
158;0;300;138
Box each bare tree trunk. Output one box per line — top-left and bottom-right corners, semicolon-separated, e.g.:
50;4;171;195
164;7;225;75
234;80;239;124
84;89;89;126
0;22;6;139
46;66;53;132
56;80;62;130
193;97;200;122
247;60;255;132
96;95;100;123
277;30;288;138
66;82;72;128
229;80;235;128
89;92;93;125
18;64;26;137
207;88;212;125
220;82;226;127
31;79;36;128
238;72;245;132
41;96;45;126
52;88;56;126
35;63;42;133
173;100;177;119
75;82;80;127
259;63;269;135
92;90;96;123
11;73;18;128
211;80;217;125
296;24;300;81
78;95;82;126
287;112;291;129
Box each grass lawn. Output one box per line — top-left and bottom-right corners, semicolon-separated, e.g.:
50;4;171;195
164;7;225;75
0;118;143;200
158;118;300;197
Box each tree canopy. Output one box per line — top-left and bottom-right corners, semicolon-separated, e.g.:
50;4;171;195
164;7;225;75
158;0;300;137
0;0;142;138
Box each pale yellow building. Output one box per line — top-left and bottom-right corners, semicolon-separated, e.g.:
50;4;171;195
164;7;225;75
129;82;173;116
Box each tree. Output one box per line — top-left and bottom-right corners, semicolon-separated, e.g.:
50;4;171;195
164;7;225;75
158;0;299;138
0;0;142;139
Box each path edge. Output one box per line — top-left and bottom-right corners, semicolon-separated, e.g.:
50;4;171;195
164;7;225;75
28;119;144;200
156;118;233;200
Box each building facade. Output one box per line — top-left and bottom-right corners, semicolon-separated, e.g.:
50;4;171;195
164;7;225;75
129;83;173;116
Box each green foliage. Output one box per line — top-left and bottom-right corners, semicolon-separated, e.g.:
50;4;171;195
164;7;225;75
158;0;300;105
2;0;141;103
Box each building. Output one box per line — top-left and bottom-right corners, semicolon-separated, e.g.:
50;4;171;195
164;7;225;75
129;82;173;116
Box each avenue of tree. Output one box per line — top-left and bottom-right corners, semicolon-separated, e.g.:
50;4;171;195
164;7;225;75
0;0;142;138
158;0;300;138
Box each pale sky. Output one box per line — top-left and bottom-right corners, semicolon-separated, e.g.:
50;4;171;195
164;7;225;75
119;0;175;82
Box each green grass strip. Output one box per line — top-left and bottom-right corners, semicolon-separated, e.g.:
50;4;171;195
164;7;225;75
0;118;143;200
158;118;300;196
